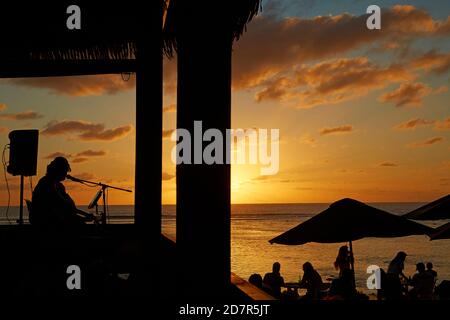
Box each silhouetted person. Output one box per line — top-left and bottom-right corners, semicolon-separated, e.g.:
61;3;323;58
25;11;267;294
248;273;263;289
334;245;353;278
426;262;437;281
435;280;450;299
385;251;408;300
263;262;285;298
31;157;93;231
328;268;357;300
409;263;435;300
299;262;324;300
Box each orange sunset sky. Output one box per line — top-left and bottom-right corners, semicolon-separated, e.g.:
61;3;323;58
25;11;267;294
1;1;449;205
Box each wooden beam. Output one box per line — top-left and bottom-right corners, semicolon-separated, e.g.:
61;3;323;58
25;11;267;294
176;4;232;299
0;60;137;78
134;1;163;296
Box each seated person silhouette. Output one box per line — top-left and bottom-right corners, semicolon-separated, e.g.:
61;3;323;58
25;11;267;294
426;262;437;283
30;156;94;231
299;262;324;300
248;273;263;289
409;263;435;300
262;262;285;298
328;268;357;300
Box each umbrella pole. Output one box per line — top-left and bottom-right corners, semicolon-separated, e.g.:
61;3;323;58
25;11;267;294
348;240;356;290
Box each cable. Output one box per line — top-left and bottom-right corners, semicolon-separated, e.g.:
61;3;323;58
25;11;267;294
2;144;11;225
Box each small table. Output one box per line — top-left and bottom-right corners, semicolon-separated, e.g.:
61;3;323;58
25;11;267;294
285;282;301;288
283;282;302;297
283;281;331;296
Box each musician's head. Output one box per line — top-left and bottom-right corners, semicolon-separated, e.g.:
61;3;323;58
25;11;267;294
46;156;71;181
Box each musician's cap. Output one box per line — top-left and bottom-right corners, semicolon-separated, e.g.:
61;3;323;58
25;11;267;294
49;156;71;172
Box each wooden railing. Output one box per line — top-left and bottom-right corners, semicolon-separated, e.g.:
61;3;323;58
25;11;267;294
231;272;276;300
162;233;275;300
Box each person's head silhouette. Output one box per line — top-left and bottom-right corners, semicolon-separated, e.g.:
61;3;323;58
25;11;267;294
338;245;349;257
248;273;263;288
46;156;71;181
416;262;425;273
335;245;350;269
394;251;407;263
272;262;281;274
426;262;433;270
303;262;314;273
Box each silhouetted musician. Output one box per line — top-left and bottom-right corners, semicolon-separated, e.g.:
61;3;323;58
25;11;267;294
30;156;94;230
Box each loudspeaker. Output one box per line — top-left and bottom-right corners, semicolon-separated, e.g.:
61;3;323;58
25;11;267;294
7;129;39;176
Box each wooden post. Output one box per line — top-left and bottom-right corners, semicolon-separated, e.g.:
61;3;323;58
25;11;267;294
176;4;232;299
135;1;163;294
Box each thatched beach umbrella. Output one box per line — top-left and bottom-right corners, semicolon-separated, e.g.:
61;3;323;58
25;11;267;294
269;198;434;286
403;194;450;221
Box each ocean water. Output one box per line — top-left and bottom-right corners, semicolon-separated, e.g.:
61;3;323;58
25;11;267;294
1;203;449;294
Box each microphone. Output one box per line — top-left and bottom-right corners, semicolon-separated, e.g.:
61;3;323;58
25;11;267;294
66;174;82;182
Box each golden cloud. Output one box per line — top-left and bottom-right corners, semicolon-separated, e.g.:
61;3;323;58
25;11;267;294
0;110;43;120
78;126;132;141
379;162;398;167
379;82;447;107
44;150;107;164
407;136;445;148
411;50;450;74
233;5;450;90
379;82;440;107
9;75;136;96
72;157;89;163
320;125;353;136
255;57;412;108
164;58;177;96
71;150;107;163
42;120;132;141
163;129;175;139
163;103;176;113
75;150;107;157
299;133;316;145
162;172;175;181
44;152;71;159
394;118;435;130
435;117;450;131
7;58;177;98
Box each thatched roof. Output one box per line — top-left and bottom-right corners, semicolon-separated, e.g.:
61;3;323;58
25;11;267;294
0;0;261;63
163;0;262;57
0;2;141;61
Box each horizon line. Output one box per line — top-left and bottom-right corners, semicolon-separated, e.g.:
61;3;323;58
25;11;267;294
0;200;433;207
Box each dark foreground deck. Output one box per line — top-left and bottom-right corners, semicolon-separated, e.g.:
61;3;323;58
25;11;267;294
0;225;270;299
0;224;173;296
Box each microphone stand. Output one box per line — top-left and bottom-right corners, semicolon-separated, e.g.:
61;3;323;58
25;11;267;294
68;176;132;225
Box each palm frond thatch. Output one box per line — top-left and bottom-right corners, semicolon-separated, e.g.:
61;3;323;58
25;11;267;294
0;0;260;61
29;42;137;60
163;0;262;58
